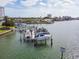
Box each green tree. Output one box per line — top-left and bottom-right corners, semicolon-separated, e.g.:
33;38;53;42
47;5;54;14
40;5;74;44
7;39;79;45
2;16;15;26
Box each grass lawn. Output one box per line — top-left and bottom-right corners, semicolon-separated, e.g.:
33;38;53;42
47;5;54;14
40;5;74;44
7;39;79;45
0;26;5;28
0;26;15;34
0;30;9;33
0;26;15;28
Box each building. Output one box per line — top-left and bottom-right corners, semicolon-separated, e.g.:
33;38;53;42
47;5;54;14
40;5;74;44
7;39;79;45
47;14;52;18
0;7;5;25
0;7;5;17
42;14;54;23
43;17;53;23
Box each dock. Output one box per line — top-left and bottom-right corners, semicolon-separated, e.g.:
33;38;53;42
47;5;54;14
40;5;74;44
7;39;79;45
19;26;53;47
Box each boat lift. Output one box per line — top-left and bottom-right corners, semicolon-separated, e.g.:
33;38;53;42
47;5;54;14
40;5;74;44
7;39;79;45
20;27;53;47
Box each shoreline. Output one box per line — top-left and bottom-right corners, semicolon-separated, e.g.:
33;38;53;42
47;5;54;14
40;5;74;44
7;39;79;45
0;30;13;36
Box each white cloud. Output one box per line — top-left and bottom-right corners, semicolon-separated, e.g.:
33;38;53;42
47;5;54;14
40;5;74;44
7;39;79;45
4;0;79;17
0;0;16;6
21;0;39;7
39;2;46;6
48;0;75;8
38;0;79;17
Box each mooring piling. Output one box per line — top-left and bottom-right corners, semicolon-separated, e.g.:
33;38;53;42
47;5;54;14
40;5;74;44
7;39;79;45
45;39;47;45
51;35;53;47
60;47;66;59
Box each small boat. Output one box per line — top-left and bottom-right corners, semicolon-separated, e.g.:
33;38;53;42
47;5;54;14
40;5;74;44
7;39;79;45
35;32;51;41
25;30;32;39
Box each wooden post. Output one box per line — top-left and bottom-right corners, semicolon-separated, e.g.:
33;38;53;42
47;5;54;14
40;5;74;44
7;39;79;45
23;32;26;42
51;38;53;47
61;52;63;59
45;39;47;45
20;34;22;41
36;40;37;45
20;31;22;42
34;40;37;46
60;47;65;59
51;35;53;47
23;32;25;39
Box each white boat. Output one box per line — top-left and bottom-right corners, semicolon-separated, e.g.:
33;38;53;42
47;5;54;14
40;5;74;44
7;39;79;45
25;30;32;39
35;32;52;41
24;28;36;40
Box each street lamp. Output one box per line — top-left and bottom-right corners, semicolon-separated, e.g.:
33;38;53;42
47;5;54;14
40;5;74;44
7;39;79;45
60;47;66;59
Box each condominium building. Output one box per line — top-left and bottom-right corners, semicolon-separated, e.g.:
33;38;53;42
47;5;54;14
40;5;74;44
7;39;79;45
0;7;5;17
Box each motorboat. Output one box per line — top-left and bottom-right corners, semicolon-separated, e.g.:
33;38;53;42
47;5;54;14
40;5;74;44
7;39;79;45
35;32;52;41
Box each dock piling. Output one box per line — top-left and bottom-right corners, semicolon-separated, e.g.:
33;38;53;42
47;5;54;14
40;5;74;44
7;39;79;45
51;35;53;47
34;40;38;46
45;39;47;45
60;47;66;59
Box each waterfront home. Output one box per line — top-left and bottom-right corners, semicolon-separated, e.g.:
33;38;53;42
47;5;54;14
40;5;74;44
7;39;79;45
42;17;54;23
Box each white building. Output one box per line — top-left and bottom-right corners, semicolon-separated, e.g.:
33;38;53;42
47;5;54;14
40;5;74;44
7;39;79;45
0;7;5;17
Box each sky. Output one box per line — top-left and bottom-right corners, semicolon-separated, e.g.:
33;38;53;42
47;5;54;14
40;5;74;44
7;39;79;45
0;0;79;17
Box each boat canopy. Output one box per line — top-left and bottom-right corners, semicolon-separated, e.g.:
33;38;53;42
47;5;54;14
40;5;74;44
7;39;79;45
35;32;50;37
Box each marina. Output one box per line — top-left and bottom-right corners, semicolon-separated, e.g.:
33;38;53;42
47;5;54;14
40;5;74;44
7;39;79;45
0;20;79;59
0;0;79;59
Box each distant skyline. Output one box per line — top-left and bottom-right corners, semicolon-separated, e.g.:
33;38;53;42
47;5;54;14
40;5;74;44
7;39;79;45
0;0;79;17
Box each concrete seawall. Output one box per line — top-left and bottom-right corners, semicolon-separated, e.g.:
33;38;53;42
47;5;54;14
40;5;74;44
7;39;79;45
0;30;13;36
